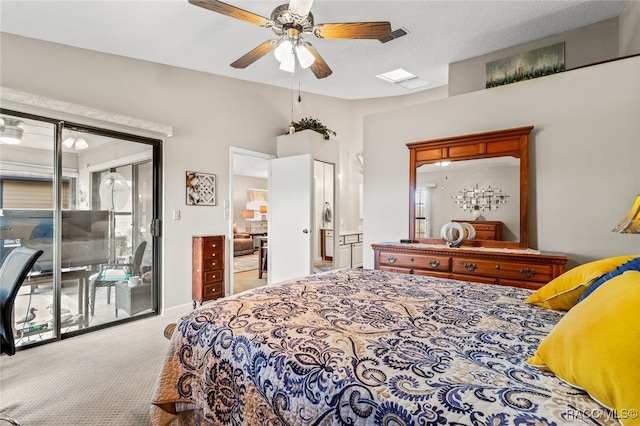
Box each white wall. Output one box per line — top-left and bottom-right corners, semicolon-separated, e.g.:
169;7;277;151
364;56;640;269
0;33;361;310
620;0;640;56
1;32;435;310
449;18;620;96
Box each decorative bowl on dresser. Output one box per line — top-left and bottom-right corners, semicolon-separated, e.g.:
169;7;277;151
192;235;225;308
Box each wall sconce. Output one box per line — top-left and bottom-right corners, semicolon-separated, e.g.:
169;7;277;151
452;184;509;219
613;195;640;233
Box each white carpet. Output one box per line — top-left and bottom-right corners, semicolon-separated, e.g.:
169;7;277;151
0;306;191;425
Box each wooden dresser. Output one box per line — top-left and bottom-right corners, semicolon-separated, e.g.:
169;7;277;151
192;235;225;308
372;243;567;290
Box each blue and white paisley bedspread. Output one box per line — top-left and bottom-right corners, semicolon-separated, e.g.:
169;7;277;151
151;269;617;425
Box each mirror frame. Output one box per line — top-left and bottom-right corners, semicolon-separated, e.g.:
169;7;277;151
408;126;533;249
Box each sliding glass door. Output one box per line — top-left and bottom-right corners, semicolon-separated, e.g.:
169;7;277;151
0;109;161;349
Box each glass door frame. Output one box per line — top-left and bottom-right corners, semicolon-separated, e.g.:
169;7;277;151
1;107;163;347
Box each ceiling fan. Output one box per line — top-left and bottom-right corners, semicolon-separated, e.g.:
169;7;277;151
188;0;392;79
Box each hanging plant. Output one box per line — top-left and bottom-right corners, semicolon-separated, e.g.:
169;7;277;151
289;117;336;140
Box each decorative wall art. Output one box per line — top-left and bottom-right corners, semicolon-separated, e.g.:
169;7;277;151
186;171;216;206
486;42;565;88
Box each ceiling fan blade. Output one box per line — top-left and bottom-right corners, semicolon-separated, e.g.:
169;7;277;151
288;0;314;17
314;22;392;40
189;0;270;27
302;43;332;79
230;40;278;69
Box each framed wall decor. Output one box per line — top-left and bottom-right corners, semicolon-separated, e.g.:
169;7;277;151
186;171;216;206
486;42;565;88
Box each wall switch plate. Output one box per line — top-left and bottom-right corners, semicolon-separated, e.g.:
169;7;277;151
173;209;181;220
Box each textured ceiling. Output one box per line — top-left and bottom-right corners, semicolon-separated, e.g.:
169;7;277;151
0;0;628;100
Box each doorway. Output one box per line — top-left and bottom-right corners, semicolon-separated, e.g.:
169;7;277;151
229;147;273;295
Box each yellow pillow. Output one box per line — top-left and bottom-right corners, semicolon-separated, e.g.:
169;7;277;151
526;255;638;310
527;271;640;425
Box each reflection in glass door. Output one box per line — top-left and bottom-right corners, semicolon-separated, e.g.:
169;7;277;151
0;116;57;346
0;109;160;350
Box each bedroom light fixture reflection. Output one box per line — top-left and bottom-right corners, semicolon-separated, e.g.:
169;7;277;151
62;137;89;150
613;195;640;233
0;118;24;144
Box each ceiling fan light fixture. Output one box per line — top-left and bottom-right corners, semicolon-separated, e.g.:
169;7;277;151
279;51;296;73
288;0;313;18
274;39;293;62
0;118;24;145
63;136;89;150
296;44;315;69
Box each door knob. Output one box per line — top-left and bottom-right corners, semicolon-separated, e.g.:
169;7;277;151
303;229;311;234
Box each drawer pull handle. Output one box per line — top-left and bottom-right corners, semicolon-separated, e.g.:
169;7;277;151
520;268;536;278
495;265;500;270
463;263;478;272
410;257;414;262
387;256;397;264
211;244;217;248
429;260;440;268
211;253;217;257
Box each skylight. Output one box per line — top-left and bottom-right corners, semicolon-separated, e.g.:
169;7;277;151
376;68;430;90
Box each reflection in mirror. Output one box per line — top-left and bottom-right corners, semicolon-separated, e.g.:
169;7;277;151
415;157;520;241
408;126;532;249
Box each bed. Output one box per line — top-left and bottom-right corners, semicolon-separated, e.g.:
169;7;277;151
151;268;628;426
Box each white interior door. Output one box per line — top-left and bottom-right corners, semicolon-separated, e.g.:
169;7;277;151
268;154;313;284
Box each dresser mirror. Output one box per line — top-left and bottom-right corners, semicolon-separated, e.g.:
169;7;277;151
408;126;533;249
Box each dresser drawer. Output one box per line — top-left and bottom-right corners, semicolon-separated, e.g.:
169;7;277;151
199;236;223;250
452;258;553;283
197;250;223;271
378;251;450;273
475;230;498;241
203;269;223;284
453;220;502;241
202;281;224;300
198;256;222;271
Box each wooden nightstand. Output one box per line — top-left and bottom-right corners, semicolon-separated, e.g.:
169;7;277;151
115;281;152;317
